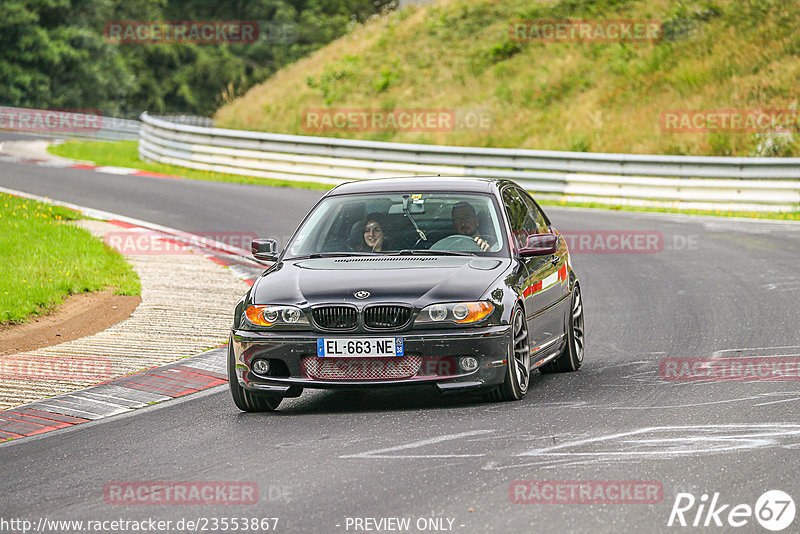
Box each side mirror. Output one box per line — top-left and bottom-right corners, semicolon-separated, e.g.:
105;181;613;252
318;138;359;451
519;233;558;256
251;238;279;262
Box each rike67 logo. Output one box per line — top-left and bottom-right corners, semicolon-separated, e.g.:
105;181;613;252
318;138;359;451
668;490;795;531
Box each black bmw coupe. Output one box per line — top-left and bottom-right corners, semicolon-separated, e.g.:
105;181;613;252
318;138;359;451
228;177;584;411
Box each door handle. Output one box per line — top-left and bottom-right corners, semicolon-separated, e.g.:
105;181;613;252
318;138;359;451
550;256;560;265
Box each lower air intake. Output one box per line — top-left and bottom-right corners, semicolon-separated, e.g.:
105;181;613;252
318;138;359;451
302;356;422;380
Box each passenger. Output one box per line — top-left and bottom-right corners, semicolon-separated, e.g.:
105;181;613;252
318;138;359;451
359;213;391;252
451;201;492;251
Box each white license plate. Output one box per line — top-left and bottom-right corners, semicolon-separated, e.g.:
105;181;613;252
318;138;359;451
317;338;404;358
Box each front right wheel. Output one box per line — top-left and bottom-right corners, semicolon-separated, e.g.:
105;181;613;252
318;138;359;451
487;304;530;401
227;338;282;412
541;284;584;373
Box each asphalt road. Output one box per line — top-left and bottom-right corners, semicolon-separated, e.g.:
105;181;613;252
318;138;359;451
2;154;800;534
0;140;321;244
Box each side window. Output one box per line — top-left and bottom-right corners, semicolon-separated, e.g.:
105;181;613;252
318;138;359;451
502;188;535;249
516;189;549;234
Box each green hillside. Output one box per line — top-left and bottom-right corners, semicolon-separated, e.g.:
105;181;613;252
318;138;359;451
215;0;800;157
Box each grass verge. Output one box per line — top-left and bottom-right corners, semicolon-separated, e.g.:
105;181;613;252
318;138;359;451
47;140;332;190
0;193;141;323
538;199;800;221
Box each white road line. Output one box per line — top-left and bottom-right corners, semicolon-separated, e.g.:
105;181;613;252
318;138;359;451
518;424;800;459
753;397;800;407
340;429;493;459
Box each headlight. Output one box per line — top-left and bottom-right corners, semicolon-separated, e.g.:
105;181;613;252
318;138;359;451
282;307;301;323
416;302;494;326
427;304;447;322
452;303;469;320
264;307;279;323
244;305;309;328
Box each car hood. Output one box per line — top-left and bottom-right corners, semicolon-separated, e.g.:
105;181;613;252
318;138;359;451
251;256;512;306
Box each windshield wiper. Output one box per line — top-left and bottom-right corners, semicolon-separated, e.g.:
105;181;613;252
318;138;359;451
294;252;379;259
391;249;474;257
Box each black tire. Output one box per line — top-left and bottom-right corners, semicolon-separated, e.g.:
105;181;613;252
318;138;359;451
541;284;584;374
486;304;530;401
227;340;283;412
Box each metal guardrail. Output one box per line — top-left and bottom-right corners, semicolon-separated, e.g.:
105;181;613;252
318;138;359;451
156;115;216;128
139;112;800;212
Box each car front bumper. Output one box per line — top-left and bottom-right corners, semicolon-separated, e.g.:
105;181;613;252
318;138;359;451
230;326;511;394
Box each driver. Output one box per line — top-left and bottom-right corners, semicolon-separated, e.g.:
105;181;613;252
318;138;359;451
451;202;492;251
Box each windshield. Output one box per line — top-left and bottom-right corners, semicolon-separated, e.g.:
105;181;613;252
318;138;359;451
286;192;508;258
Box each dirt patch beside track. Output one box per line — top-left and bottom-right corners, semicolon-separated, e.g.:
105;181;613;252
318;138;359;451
0;290;140;356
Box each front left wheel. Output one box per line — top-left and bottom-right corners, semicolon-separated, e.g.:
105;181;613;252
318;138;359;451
227;339;283;412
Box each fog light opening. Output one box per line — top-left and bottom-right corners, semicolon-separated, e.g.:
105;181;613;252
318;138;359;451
252;359;271;376
459;356;479;372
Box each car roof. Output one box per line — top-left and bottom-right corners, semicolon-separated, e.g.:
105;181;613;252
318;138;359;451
327;176;503;196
